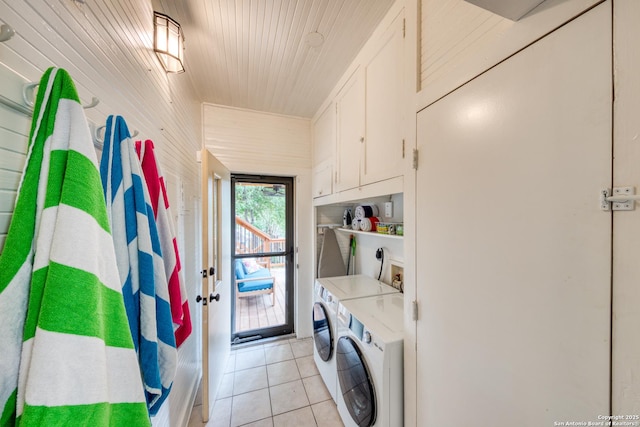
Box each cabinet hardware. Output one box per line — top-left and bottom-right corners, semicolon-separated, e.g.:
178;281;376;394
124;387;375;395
601;187;640;211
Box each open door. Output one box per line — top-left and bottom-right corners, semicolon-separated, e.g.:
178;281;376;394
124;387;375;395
199;149;231;422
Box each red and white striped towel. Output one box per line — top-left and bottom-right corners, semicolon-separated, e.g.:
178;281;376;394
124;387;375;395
136;139;192;347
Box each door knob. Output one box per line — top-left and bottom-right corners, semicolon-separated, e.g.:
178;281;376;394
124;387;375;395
209;267;215;276
209;293;220;302
195;295;207;305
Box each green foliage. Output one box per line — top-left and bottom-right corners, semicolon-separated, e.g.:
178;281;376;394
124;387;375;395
235;184;286;238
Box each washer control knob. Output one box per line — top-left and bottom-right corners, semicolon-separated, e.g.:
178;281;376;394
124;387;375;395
363;331;372;344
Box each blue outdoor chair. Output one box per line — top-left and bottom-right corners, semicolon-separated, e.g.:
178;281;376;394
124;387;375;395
234;259;275;306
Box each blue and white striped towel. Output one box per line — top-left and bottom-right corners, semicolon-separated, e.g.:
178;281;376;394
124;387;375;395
99;115;176;415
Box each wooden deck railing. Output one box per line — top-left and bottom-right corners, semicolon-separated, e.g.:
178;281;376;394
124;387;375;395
235;217;286;268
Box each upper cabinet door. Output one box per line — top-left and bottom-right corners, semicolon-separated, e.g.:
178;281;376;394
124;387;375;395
312;101;336;198
362;11;405;186
313;101;336;168
335;68;365;193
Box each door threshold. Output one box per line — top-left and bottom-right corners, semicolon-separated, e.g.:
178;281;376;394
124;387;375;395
231;333;297;350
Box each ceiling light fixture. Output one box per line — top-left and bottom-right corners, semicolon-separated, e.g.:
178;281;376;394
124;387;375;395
305;31;324;48
153;12;185;73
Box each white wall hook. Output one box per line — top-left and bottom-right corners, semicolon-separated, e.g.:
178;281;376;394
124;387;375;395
83;96;100;109
22;82;38;107
94;124;106;144
22;82;99;109
94;125;138;143
0;24;15;42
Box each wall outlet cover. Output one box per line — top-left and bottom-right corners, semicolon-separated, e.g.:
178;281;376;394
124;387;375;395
384;201;393;218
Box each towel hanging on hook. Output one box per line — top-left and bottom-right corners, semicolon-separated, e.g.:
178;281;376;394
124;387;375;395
22;82;99;109
94;124;139;146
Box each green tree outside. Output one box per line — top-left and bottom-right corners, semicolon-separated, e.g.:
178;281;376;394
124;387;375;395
235;184;286;238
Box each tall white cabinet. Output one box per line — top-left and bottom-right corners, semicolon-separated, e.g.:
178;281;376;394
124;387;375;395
362;11;404;186
414;4;611;425
335;68;365;193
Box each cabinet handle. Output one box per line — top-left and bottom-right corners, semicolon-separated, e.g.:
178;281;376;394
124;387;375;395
360;136;365;143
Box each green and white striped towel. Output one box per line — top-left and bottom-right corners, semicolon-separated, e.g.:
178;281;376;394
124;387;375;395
0;68;150;426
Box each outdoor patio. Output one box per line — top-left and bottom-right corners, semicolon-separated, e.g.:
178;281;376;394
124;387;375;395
235;266;287;333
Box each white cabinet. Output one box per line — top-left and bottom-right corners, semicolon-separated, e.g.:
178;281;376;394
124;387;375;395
312;101;337;198
336;11;405;192
414;5;610;426
362;11;405;186
335;68;365;192
312;159;333;198
312;8;405;201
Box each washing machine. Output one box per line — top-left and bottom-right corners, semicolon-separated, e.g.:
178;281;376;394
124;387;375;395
312;275;399;402
335;292;404;427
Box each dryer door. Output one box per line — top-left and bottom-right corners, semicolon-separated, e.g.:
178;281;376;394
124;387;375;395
337;336;376;427
313;302;332;361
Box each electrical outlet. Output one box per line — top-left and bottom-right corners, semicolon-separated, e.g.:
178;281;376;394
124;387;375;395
384;201;393;218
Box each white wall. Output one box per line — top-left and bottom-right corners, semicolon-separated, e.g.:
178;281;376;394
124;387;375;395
0;1;203;426
202;103;314;338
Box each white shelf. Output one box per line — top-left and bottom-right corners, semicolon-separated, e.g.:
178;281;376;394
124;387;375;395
335;227;403;239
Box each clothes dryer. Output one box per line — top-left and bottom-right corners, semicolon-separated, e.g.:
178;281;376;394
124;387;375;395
335;293;404;427
312;275;399;402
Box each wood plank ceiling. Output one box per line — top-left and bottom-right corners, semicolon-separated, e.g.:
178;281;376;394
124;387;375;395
155;0;395;118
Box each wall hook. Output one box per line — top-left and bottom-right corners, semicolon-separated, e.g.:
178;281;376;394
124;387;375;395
94;125;139;142
94;125;106;145
22;83;100;109
22;83;38;107
0;24;15;42
83;96;100;109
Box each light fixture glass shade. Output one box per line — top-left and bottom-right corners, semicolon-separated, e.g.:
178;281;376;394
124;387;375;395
154;12;185;73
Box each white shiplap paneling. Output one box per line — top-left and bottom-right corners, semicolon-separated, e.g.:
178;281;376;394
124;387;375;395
0;64;31;253
0;1;202;426
158;0;395;118
203;103;311;175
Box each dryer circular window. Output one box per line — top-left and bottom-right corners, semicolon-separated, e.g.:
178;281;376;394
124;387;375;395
336;336;376;427
312;302;332;361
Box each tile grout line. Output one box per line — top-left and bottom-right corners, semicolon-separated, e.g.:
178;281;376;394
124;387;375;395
205;339;325;427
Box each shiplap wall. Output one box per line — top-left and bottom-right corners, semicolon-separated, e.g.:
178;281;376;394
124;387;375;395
203;103;311;175
202;103;315;338
418;0;602;108
0;1;202;426
155;0;394;118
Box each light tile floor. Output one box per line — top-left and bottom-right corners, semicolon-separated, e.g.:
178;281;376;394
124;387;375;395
188;337;344;427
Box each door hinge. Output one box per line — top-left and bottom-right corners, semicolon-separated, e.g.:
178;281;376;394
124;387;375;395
402;18;406;38
601;187;640;211
412;300;418;321
412;148;419;170
402;139;405;158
